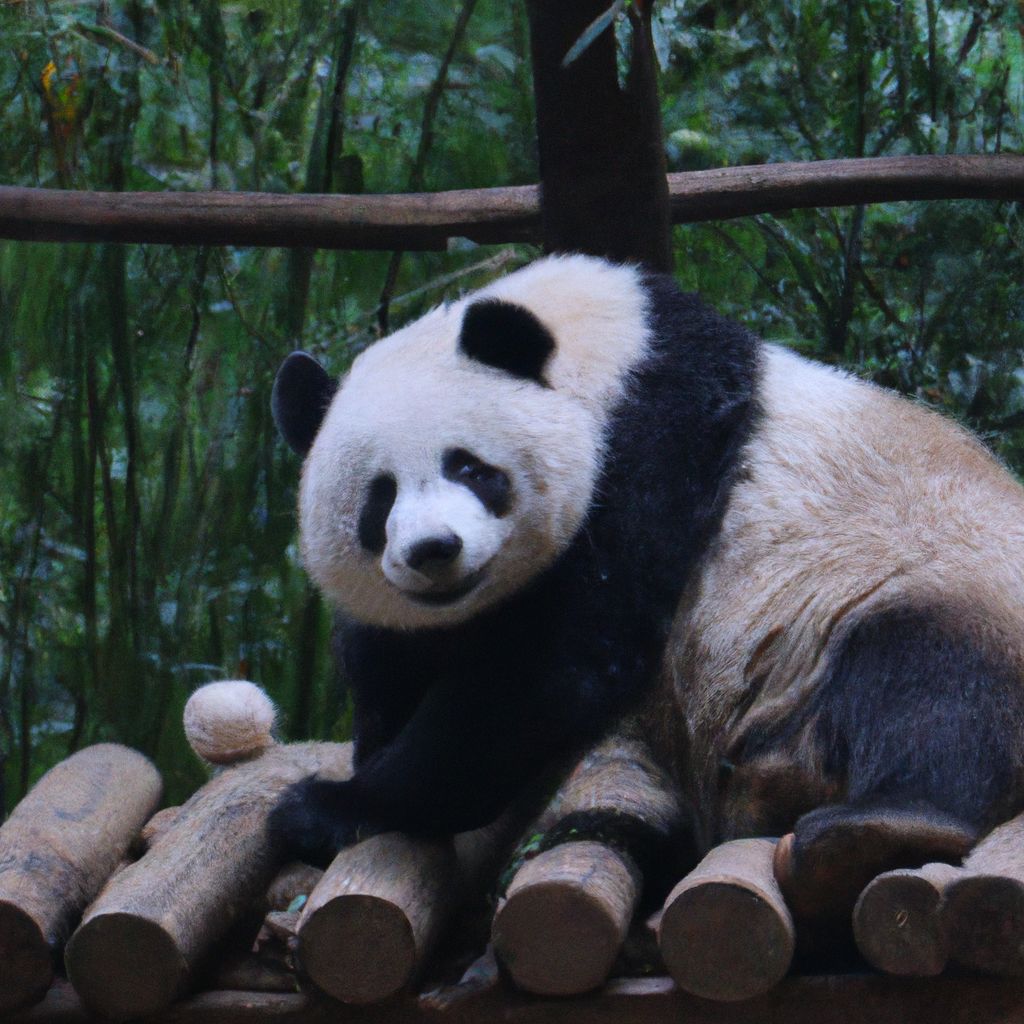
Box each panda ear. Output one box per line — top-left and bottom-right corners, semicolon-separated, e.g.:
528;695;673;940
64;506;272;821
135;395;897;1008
459;299;555;384
272;351;337;456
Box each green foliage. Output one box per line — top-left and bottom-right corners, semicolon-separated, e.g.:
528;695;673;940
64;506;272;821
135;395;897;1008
0;0;1021;811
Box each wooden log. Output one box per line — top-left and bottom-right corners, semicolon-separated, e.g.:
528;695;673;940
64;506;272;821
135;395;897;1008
211;951;300;994
853;863;962;976
2;156;1021;251
297;809;521;1004
541;735;685;838
64;742;351;1021
658;838;795;1002
945;813;1024;975
493;840;641;996
265;862;324;913
0;744;162;1015
298;832;457;1004
492;735;687;996
138;805;181;852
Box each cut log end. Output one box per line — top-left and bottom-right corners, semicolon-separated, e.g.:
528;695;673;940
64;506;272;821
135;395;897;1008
0;744;162;1014
945;874;1024;976
300;894;417;1004
493;841;639;996
0;901;52;1014
660;880;793;1002
853;867;956;977
63;743;350;1020
659;838;794;1002
65;912;188;1022
297;832;463;1005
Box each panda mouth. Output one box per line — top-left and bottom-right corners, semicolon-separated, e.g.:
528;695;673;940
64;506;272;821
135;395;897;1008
403;569;486;607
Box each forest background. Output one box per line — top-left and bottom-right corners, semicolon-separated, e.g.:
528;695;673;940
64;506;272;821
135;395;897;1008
0;0;1022;813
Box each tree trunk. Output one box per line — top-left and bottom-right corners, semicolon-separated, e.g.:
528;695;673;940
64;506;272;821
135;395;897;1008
525;0;671;271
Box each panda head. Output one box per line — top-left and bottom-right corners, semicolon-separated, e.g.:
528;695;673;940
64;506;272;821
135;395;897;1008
272;256;649;629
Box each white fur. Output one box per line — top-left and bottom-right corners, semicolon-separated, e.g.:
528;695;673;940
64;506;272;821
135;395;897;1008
184;681;277;764
662;344;1024;823
299;255;652;629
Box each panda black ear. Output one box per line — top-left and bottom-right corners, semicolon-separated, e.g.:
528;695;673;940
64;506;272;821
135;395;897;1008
272;351;338;456
459;299;555;384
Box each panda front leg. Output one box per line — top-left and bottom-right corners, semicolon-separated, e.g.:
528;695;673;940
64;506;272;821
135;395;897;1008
268;671;598;866
769;605;1024;938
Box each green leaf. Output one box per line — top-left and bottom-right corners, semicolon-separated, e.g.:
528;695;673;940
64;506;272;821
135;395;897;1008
561;0;626;68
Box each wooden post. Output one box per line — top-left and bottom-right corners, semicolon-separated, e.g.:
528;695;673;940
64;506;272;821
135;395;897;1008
492;736;687;996
298;810;521;1004
853;863;961;976
658;838;795;1002
298;833;457;1004
0;744;161;1015
525;0;672;270
945;814;1024;975
494;840;640;995
64;742;351;1021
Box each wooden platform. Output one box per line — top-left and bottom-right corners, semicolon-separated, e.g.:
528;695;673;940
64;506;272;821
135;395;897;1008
17;975;1024;1024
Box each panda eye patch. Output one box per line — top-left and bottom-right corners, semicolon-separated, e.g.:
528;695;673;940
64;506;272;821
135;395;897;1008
443;448;511;518
358;474;397;554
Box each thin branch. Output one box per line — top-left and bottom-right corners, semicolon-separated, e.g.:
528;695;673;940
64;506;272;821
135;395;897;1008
0;155;1021;250
73;21;161;65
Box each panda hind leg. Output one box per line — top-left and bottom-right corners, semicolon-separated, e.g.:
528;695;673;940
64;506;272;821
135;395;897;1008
774;604;1024;931
773;799;975;925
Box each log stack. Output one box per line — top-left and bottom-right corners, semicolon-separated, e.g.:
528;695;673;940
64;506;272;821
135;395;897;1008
0;745;162;1015
64;742;352;1021
492;734;687;995
8;691;1024;1016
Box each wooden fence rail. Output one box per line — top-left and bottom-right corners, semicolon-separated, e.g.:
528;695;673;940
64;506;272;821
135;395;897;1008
0;155;1021;250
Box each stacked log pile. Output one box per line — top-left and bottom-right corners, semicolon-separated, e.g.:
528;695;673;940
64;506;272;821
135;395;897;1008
6;682;1024;1022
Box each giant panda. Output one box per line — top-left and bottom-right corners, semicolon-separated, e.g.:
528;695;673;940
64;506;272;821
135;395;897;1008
270;254;1024;924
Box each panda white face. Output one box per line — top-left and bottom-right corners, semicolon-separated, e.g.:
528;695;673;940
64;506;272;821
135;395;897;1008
275;256;652;630
298;313;590;629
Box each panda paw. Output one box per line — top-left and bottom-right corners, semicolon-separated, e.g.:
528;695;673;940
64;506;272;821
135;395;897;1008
267;776;363;868
774;800;976;925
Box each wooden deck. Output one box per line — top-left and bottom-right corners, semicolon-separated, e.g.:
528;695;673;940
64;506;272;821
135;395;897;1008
17;975;1024;1024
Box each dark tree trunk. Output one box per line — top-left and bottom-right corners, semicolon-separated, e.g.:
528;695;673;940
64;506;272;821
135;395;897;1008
525;0;672;271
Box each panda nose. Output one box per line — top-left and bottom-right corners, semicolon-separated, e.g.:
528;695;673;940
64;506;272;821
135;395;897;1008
405;533;463;575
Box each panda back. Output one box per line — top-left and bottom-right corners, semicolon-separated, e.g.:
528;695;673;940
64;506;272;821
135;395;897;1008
668;343;1024;805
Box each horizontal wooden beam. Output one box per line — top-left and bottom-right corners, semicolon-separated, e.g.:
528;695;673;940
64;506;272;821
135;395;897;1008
0;156;1021;250
17;974;1024;1024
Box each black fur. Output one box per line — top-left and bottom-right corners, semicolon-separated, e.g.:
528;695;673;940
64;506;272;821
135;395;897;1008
458;299;555;384
357;474;397;554
817;606;1024;830
270;274;761;860
731;605;1024;836
442;448;511;517
272;351;337;456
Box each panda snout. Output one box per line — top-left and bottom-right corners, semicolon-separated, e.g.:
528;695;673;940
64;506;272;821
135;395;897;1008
405;533;463;576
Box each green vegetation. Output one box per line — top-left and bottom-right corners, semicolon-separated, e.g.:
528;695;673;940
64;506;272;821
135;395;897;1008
0;0;1021;810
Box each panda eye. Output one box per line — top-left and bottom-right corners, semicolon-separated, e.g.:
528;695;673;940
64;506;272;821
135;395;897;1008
443;448;511;518
358;473;397;554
